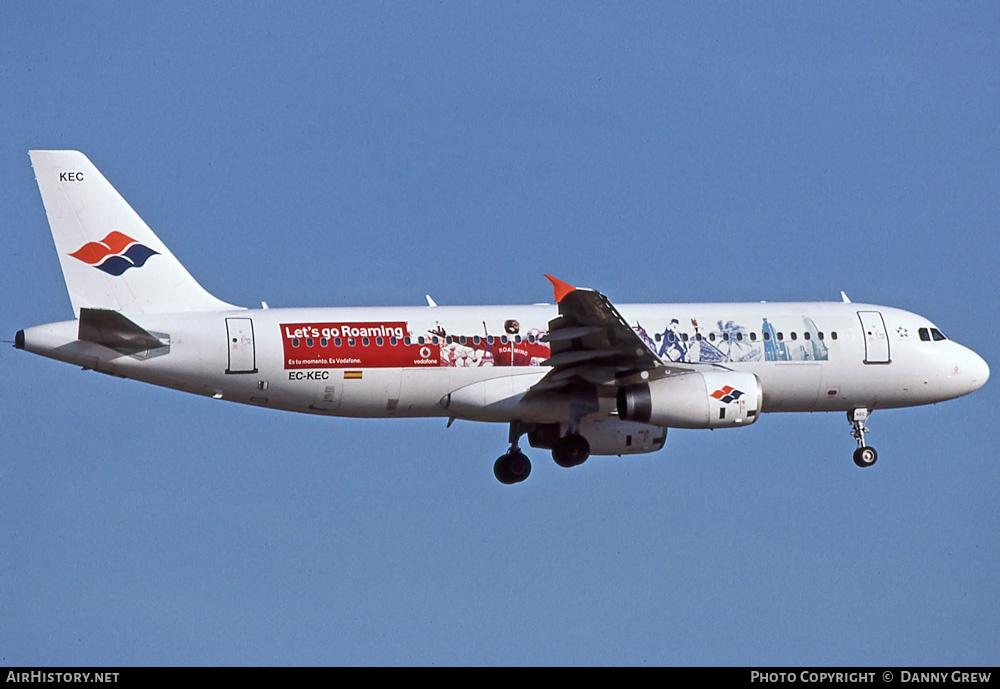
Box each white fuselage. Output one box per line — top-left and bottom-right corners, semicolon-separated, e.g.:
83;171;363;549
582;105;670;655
19;300;990;424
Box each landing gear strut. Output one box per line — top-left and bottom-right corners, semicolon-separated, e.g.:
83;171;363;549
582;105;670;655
849;409;878;468
494;422;532;485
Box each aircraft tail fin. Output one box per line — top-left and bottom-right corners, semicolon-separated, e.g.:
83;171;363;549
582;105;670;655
29;150;239;317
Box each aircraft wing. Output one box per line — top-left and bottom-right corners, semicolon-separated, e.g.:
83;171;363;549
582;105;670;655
528;276;695;395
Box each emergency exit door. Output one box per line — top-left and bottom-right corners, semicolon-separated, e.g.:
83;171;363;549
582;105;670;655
858;311;890;364
226;318;257;374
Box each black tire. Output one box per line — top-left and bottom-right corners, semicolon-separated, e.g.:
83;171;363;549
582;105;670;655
552;433;591;468
853;446;878;468
494;451;531;484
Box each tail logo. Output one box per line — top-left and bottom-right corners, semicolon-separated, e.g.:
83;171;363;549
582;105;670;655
69;231;158;276
710;385;744;404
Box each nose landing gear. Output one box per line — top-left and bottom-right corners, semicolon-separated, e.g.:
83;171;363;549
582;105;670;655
849;409;878;468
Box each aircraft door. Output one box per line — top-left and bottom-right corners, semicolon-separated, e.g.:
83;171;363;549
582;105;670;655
858;311;890;364
226;317;258;374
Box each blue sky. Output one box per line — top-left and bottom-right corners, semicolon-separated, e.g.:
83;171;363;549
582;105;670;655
1;2;997;666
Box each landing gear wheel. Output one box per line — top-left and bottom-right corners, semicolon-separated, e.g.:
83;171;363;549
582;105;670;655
848;409;877;469
494;450;532;484
853;446;878;468
552;433;591;468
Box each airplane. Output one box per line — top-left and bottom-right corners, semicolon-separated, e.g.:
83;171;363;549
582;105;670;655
15;151;990;484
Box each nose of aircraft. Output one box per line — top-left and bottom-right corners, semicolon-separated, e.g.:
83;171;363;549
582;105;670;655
965;349;990;393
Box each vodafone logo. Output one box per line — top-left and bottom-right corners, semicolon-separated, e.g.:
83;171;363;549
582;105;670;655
420;346;432;358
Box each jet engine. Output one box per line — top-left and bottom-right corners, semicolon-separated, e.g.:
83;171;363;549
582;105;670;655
617;371;762;429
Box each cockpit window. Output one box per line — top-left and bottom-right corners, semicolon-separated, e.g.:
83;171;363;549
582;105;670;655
919;327;948;342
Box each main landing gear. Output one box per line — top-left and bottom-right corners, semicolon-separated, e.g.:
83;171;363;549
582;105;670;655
849;408;878;468
551;432;590;468
493;422;593;484
493;448;531;485
494;422;532;485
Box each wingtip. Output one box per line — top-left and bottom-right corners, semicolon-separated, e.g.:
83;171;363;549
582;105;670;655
544;274;576;303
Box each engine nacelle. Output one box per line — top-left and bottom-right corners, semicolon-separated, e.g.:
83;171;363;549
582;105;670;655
617;371;762;429
528;419;667;456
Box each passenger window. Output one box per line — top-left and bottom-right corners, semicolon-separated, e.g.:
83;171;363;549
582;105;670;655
818;332;824;340
790;332;797;341
708;333;715;342
292;338;300;348
750;333;757;342
831;332;838;340
803;332;810;340
335;337;342;347
376;337;383;346
763;332;770;341
320;338;328;347
362;337;370;347
777;332;784;341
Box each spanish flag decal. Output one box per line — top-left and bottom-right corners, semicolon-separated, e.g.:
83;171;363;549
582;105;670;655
344;371;363;380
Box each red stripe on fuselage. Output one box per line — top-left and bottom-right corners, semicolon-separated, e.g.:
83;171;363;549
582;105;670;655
280;321;550;369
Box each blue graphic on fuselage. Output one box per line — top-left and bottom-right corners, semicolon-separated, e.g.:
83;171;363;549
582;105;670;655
762;318;787;361
647;316;830;364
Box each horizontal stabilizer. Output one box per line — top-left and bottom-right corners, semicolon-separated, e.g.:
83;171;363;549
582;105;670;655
78;308;167;353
